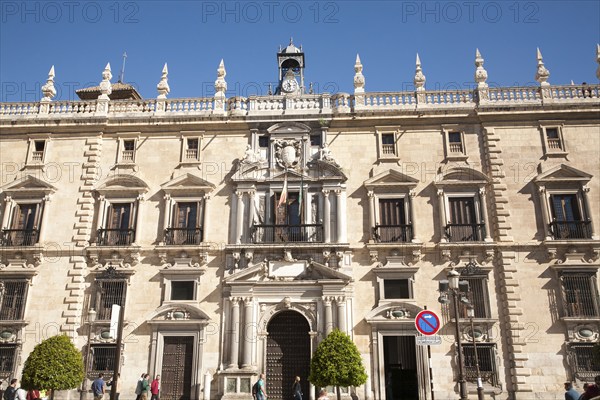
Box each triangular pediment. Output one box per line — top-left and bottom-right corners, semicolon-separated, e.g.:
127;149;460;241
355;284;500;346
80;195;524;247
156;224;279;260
364;169;418;189
534;164;592;184
95;174;149;195
161;173;215;195
1;175;57;196
435;166;488;187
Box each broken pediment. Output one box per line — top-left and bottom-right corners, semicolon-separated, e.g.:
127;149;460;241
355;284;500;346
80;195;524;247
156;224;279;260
364;168;418;190
1;175;57;197
267;122;311;135
365;302;424;324
224;259;352;283
534;163;592;184
161;173;215;195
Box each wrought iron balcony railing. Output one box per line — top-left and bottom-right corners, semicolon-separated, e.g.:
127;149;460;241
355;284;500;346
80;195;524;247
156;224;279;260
444;223;486;242
164;227;203;245
96;228;135;246
549;220;593;240
0;228;39;246
252;224;323;243
373;224;412;243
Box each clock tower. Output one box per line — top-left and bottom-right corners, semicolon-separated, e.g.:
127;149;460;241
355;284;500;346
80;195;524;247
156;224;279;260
276;38;305;95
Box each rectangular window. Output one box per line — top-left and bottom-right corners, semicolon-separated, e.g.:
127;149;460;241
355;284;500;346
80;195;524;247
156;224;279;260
549;194;590;239
545;128;562;150
383;279;410;299
310;134;322;147
560;272;599;317
0;280;28;320
446;197;484;242
460;277;490;318
95;279;127;321
381;133;396;156
90;345;116;374
171;281;195;301
121;139;135;162
463;344;498;386
166;201;203;245
99;203;135;246
31;140;46;162
448;132;463;153
4;203;42;246
0;345;17;380
185;138;199;160
569;343;600;382
375;199;410;242
258;136;269;161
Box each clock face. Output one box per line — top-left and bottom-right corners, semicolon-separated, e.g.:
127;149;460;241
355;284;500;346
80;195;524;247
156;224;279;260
282;78;298;93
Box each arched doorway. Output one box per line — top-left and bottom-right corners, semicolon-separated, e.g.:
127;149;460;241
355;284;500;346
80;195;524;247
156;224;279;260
266;310;311;400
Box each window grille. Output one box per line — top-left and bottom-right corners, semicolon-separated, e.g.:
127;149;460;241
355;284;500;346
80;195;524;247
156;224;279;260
463;344;499;387
560;273;599;317
94;280;127;321
90;345;116;376
0;280;28;320
0;345;16;381
569;343;600;382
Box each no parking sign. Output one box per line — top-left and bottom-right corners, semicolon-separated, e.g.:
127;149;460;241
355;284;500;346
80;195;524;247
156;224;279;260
415;310;441;336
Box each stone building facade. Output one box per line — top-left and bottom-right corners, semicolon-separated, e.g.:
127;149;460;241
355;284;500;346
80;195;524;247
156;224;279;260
0;42;599;400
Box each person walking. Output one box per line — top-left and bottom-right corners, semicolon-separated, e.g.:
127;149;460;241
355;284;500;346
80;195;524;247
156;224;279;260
14;386;25;400
3;379;18;400
150;375;160;400
139;375;150;400
91;373;106;400
317;389;329;400
564;381;580;400
292;376;302;400
256;374;267;400
25;389;40;400
135;373;145;400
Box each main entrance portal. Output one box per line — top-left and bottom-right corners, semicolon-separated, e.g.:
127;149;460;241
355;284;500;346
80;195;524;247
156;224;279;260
161;336;194;400
383;336;419;400
266;311;311;400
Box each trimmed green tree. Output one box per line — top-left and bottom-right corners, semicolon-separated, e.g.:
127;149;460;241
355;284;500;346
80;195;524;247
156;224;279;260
21;334;85;399
309;329;367;400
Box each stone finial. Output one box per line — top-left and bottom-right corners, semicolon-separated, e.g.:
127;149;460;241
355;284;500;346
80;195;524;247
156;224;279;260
414;53;426;91
535;48;550;86
596;44;600;80
156;63;170;99
353;54;365;94
41;65;56;101
99;62;113;99
214;59;227;95
474;48;488;89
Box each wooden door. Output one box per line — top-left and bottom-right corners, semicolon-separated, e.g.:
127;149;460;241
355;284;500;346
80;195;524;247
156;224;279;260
161;336;194;400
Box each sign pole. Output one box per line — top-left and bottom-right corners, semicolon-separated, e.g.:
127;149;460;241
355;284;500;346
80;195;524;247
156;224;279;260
110;305;124;400
424;306;435;400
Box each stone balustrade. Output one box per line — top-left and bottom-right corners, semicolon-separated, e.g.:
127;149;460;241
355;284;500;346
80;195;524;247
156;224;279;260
1;84;598;120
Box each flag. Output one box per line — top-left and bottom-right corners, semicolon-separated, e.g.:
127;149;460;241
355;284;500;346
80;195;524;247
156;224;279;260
278;173;288;208
298;172;303;217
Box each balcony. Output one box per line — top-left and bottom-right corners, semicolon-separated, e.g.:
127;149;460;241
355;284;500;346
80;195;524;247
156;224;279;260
373;225;412;243
96;228;135;246
251;224;323;244
549;220;593;240
164;227;203;245
444;223;485;242
381;144;396;156
0;229;39;246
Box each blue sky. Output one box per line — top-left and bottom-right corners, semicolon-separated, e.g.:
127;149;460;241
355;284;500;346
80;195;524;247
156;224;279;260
1;1;599;101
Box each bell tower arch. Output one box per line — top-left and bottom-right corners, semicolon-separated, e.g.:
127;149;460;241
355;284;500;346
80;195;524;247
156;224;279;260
277;38;305;95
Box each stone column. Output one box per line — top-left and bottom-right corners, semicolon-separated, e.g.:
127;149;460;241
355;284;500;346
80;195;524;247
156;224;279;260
323;296;333;335
409;189;419;243
437;189;447;242
368;191;376;242
162;194;172;244
235;191;245;244
479;187;493;242
538;186;552;240
322;190;331;243
247;191;255;242
38;194;52;243
1;196;13;229
582;185;598;239
335;190;347;243
98;195;107;230
337;296;347;333
242;297;253;368
202;194;210;242
228;297;241;369
134;194;145;244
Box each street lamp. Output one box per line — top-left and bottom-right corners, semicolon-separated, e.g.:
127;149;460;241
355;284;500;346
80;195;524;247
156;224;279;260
467;304;485;400
81;308;96;400
438;268;469;400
